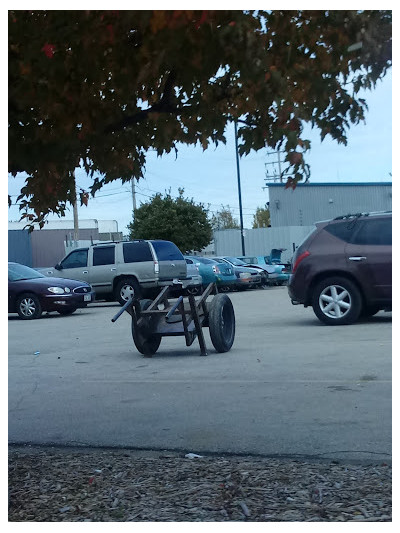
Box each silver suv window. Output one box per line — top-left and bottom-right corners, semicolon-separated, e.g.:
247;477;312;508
60;249;88;268
93;246;115;266
123;242;153;263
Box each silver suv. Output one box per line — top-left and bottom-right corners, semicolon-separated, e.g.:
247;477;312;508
39;240;187;304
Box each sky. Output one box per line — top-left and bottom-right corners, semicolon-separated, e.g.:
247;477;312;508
7;42;392;237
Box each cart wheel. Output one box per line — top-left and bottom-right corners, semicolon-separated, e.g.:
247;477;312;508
208;294;235;353
131;299;162;356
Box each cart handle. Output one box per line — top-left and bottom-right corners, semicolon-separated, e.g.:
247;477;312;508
111;297;134;322
165;295;184;322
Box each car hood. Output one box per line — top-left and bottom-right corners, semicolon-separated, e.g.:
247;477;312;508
12;276;91;289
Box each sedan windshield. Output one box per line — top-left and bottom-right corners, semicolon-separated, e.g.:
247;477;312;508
8;263;45;281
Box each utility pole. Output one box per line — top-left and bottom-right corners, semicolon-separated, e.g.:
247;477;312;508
131;177;137;220
234;120;245;256
72;171;79;245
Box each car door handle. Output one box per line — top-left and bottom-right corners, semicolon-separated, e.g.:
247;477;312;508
82;270;89;274
349;257;367;261
110;268;116;271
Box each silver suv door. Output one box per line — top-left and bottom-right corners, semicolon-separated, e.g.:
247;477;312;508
51;248;90;282
90;245;116;296
150;241;187;283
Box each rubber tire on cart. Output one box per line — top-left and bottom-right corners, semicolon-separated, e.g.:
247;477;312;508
208;293;235;352
16;293;42;320
131;299;162;356
115;277;141;306
312;276;362;326
57;307;77;315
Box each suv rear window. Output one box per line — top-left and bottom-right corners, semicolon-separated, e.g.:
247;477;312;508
324;221;357;243
151;241;183;261
123;242;153;263
352;218;392;246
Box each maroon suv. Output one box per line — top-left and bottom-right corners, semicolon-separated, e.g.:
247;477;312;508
288;212;392;325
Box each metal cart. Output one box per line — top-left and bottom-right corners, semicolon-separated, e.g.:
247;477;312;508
111;283;235;357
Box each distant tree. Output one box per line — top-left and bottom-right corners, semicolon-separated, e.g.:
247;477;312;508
252;207;271;228
127;189;212;253
8;10;392;226
211;206;240;230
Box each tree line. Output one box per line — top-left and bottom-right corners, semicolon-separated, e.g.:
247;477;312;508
127;189;270;253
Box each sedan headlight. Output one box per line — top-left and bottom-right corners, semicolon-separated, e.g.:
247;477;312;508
47;287;66;294
239;272;251;279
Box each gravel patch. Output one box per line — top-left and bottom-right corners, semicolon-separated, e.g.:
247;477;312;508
9;446;391;522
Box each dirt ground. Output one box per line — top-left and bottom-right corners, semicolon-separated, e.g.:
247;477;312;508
8;446;392;522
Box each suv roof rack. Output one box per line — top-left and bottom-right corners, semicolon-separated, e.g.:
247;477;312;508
333;210;391;221
91;239;146;246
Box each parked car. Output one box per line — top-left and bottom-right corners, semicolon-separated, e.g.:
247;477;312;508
185;256;236;291
181;258;203;295
8;262;94;319
213;257;262;290
288;211;392;325
38;240;188;305
237;255;290;286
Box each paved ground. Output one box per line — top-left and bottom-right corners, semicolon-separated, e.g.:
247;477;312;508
8;287;392;463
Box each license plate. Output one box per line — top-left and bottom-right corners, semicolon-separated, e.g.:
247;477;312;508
84;294;91;302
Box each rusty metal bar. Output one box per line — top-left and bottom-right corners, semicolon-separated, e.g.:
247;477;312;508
188;294;208;356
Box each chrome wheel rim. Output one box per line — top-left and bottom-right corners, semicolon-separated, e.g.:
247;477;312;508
319;284;351;319
20;297;36;317
120;284;135;301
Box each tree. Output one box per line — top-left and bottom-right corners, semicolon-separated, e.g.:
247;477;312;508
127;189;212;253
211;206;240;230
252;206;271;228
9;10;392;225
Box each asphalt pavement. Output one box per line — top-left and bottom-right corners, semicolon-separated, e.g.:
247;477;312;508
8;286;392;463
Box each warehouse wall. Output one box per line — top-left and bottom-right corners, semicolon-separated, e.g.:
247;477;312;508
213;226;314;263
267;182;392;227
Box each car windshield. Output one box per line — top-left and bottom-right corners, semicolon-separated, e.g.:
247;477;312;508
194;257;215;264
8;263;45;281
225;257;247;266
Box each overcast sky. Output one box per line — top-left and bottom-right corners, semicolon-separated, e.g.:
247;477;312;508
8;69;392;235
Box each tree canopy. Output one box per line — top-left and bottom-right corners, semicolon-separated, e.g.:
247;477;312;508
210;206;240;230
252;206;271;228
9;10;392;226
127;189;212;253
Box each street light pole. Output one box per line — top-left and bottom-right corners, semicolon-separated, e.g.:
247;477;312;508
234;120;245;256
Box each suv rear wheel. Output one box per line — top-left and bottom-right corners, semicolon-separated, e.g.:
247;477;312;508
115;277;141;306
312;276;362;326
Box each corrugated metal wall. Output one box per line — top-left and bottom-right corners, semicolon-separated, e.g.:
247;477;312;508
213;226;314;263
31;228;100;268
8;230;33;266
267;183;392;227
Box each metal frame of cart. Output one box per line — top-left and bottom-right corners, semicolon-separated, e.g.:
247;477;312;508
112;283;235;357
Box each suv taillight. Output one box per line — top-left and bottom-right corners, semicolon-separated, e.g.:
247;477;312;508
154;260;159;274
292;250;310;273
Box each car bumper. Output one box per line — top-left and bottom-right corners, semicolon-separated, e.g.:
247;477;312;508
41;291;95;311
180;275;203;289
235;276;262;287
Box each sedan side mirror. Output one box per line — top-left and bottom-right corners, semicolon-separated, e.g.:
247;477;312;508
54;263;62;270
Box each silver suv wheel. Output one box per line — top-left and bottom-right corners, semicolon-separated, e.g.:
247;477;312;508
120;283;135;302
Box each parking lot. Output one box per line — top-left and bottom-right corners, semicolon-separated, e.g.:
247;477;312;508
8;286;392;463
